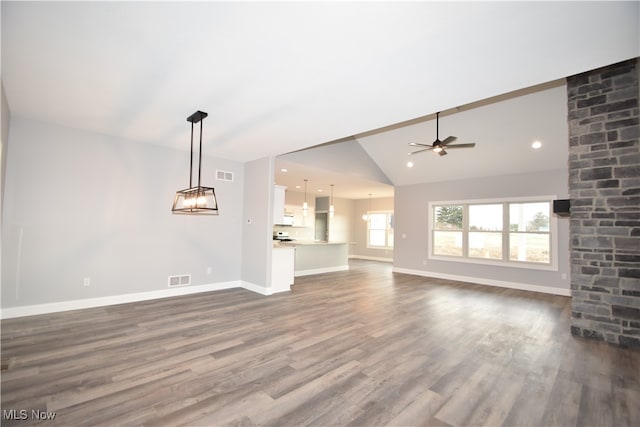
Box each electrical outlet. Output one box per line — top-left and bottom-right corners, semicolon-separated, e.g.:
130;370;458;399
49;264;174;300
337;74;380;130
423;260;427;265
207;267;213;275
83;277;91;287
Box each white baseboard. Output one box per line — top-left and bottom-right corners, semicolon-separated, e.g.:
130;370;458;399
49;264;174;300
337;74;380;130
349;255;393;263
295;265;349;277
0;281;245;319
239;281;272;296
392;267;571;296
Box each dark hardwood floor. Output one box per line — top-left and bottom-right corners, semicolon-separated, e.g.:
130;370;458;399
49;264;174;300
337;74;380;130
1;260;639;426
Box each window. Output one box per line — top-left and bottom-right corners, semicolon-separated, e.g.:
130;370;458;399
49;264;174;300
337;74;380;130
429;197;556;270
468;204;503;260
368;212;394;249
509;202;551;263
433;205;463;256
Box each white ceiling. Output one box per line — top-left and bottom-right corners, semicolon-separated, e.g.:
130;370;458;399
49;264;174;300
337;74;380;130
275;80;570;199
2;2;639;197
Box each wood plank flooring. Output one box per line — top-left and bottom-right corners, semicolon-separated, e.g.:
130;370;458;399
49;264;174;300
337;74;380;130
2;260;639;426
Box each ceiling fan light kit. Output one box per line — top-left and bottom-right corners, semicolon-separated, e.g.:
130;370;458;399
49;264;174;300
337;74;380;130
172;110;219;215
408;112;476;157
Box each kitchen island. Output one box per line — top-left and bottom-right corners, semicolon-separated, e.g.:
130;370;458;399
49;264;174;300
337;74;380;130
276;241;349;277
271;245;295;293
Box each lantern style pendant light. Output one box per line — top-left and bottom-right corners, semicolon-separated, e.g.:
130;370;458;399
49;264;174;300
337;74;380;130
172;110;219;214
329;184;335;218
302;179;309;217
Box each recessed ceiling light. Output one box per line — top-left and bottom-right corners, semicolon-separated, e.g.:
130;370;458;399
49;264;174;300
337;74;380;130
295;185;301;189
317;189;323;192
280;168;288;172
407;161;414;168
531;141;542;149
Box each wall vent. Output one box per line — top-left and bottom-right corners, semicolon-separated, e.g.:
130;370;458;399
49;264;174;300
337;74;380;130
216;170;234;182
168;274;191;287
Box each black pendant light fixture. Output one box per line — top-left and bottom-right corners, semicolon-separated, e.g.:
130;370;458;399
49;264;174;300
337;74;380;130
172;110;219;214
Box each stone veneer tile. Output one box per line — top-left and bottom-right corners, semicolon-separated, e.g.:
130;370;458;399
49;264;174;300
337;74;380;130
568;58;640;349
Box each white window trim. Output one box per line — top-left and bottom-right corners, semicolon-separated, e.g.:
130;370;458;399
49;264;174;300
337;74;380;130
366;210;394;250
428;196;558;271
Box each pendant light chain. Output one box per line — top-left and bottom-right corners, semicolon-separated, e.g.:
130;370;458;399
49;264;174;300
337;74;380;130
303;179;309;217
330;184;335;217
198;119;203;188
189;121;194;188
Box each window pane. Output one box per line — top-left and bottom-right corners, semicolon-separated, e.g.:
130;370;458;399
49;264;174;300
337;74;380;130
468;232;502;259
469;204;502;231
433;231;463;256
434;205;463;230
369;213;387;230
369;229;386;247
510;233;550;263
510;202;550;232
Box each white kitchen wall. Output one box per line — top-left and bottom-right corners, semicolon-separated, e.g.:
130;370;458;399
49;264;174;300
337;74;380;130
273;191;355;243
1;117;244;310
273;189;315;241
393;169;570;294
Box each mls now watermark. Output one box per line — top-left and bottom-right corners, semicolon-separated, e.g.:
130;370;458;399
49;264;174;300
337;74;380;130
3;409;57;421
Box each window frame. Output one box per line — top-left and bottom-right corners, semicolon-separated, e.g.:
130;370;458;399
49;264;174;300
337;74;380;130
428;196;558;271
366;210;394;250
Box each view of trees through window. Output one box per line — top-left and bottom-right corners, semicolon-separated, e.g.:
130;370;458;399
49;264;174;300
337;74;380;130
432;201;551;265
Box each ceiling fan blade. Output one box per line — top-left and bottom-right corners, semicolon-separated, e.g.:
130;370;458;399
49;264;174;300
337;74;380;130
437;149;448;156
408;148;432;156
408;142;431;147
445;143;476;149
441;136;457;146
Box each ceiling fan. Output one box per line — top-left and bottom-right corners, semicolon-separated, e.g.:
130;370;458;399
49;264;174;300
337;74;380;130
408;112;476;156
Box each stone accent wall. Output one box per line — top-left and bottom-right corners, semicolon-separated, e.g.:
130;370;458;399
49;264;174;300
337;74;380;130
567;58;640;348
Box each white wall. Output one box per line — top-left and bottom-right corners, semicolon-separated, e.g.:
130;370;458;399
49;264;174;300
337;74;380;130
241;157;273;291
1;81;10;214
351;196;395;261
1;117;244;309
328;196;354;244
393;169;570;294
1;82;10;312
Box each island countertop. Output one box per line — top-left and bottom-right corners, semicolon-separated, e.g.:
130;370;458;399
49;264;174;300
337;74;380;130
276;241;348;246
273;241;348;276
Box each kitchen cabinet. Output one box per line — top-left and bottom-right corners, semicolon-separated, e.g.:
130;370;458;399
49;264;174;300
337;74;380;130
285;203;313;228
272;246;294;293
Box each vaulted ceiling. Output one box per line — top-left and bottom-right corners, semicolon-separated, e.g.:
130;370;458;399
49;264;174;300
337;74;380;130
2;2;638;199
